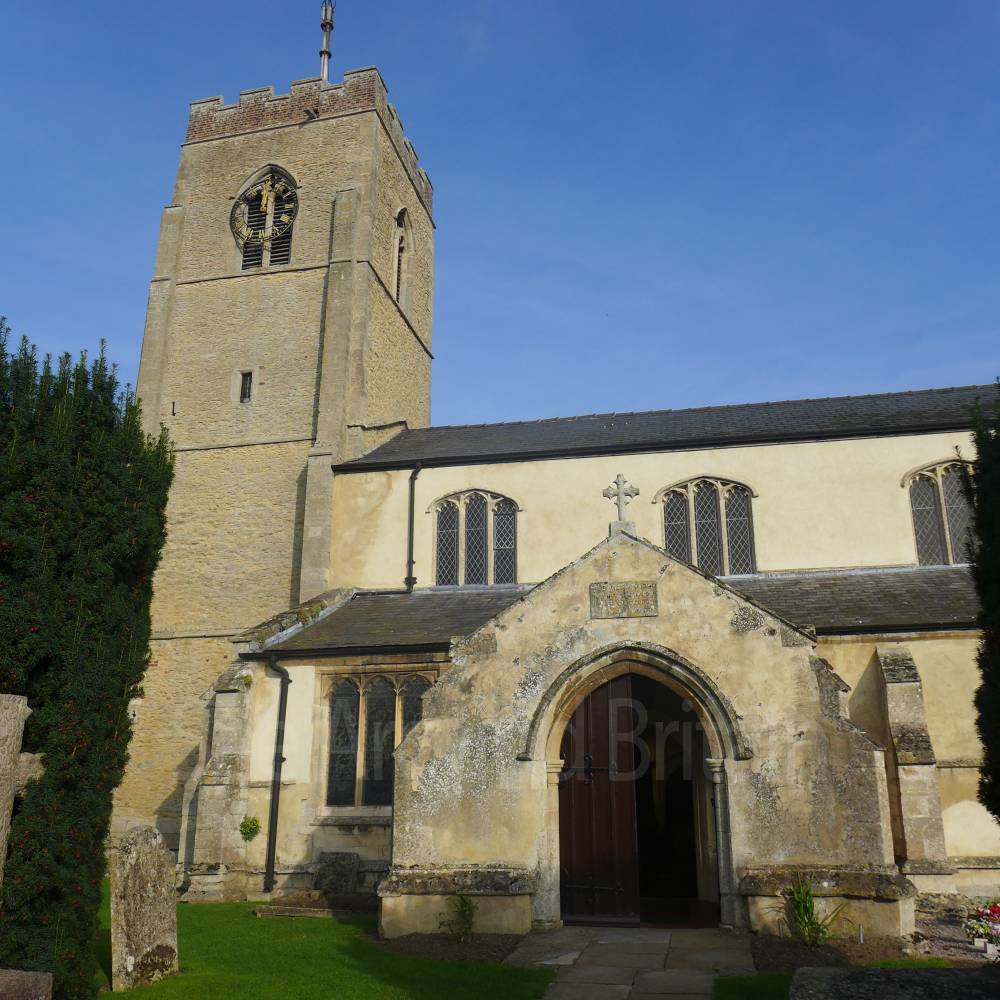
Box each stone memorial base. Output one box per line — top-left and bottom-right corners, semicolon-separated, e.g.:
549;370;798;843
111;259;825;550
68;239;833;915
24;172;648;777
0;969;53;1000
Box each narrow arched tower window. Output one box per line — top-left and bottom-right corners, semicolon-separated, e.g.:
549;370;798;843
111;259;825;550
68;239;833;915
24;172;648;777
394;209;408;303
658;478;757;576
906;461;973;565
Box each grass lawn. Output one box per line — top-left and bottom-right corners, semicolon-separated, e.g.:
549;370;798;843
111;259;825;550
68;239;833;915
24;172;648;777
93;894;553;999
712;958;955;1000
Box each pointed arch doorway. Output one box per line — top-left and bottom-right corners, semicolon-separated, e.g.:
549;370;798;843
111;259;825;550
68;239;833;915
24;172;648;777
558;672;720;926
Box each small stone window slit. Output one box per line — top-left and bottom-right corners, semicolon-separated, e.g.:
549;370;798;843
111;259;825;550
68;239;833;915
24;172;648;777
240;372;253;403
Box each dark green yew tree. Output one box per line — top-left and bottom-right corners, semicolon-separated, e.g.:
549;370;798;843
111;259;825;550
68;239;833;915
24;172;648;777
0;318;173;998
968;383;1000;822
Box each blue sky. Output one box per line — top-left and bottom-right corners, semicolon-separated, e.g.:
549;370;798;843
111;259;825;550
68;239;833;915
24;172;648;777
1;1;998;425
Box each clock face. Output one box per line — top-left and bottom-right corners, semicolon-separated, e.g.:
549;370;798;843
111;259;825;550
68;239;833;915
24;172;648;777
230;173;298;246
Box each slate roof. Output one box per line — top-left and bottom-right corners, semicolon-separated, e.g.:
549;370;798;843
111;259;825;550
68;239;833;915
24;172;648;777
337;384;997;471
731;565;979;634
262;566;978;657
266;587;531;655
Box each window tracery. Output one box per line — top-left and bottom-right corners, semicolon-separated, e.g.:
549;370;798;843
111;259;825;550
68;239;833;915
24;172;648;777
432;492;519;586
656;478;757;576
325;672;435;808
905;461;973;565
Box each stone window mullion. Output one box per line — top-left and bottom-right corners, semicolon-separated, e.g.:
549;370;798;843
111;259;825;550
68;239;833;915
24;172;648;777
393;680;404;750
457;500;467;586
936;467;955;565
717;482;732;575
686;484;698;568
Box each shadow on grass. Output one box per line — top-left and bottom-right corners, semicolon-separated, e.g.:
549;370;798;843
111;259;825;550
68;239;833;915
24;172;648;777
101;903;553;1000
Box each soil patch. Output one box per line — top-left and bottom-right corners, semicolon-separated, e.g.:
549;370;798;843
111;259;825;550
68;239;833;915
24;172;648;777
375;933;524;964
752;934;905;973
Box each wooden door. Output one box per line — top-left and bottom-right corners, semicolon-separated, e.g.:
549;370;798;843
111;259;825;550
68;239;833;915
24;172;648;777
558;675;640;924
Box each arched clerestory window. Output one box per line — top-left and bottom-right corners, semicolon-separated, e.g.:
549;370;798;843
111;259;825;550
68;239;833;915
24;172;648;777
904;461;973;566
656;478;757;576
432;491;519;586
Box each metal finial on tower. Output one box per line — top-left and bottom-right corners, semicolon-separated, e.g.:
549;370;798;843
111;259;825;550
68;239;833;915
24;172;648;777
320;2;335;82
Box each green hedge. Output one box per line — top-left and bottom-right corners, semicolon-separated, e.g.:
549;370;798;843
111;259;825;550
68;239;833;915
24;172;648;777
0;320;173;998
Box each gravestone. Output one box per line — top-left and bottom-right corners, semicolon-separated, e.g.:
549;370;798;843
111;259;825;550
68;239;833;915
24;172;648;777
0;694;32;885
0;970;53;1000
110;826;178;992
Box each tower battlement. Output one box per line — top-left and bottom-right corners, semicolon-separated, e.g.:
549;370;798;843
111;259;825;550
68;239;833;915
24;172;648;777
186;67;433;212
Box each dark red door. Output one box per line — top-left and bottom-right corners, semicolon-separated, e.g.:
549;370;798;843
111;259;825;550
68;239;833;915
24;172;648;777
558;675;640;924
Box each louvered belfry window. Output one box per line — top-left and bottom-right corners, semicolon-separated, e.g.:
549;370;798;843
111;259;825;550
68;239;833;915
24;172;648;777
660;478;758;576
240;174;295;270
433;492;519;586
326;673;435;809
908;462;973;566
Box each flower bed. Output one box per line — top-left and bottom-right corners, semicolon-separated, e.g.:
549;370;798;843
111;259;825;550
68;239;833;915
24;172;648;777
964;902;1000;960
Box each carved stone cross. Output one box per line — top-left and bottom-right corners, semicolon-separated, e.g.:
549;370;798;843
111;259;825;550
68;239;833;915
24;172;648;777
602;474;639;521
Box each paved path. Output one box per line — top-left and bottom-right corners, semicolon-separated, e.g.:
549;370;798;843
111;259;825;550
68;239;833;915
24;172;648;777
505;926;755;999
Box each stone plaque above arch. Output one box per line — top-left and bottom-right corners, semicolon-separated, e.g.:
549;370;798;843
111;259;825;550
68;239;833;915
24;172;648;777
589;581;658;619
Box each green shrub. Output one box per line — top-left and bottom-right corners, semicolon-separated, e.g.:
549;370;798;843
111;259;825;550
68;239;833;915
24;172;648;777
440;894;478;943
0;322;173;998
239;816;261;842
966;386;1000;822
786;874;846;946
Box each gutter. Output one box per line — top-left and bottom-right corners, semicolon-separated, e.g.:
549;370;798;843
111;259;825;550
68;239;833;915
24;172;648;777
263;654;292;894
241;641;451;661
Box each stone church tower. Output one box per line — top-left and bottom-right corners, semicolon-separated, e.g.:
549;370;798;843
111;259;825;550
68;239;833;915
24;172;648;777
120;64;434;847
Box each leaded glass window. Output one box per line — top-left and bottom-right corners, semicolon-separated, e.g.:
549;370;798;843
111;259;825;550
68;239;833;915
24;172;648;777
493;499;517;584
694;482;723;577
432;492;518;586
362;677;395;806
327;681;359;806
465;494;488;585
942;466;973;564
325;673;436;809
725;486;756;575
402;675;431;736
436;502;459;585
663;490;691;562
659;478;757;576
906;462;973;566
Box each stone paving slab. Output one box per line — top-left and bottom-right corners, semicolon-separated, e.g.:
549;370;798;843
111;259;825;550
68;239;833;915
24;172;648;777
544;984;631;1000
557;965;637;985
633;969;715;994
585;942;672;958
592;929;672;945
577;949;665;970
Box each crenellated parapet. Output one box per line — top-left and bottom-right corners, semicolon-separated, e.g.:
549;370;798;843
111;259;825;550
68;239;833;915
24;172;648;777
186;66;433;211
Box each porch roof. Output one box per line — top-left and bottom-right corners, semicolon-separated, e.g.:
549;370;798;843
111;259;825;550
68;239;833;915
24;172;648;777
261;566;977;657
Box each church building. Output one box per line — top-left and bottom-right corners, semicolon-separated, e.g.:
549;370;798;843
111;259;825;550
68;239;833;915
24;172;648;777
119;17;1000;939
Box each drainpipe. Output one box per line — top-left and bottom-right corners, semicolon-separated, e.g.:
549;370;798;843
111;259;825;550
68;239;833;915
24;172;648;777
404;462;421;591
263;654;292;894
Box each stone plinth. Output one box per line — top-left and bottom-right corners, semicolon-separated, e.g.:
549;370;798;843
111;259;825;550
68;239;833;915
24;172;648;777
0;970;53;999
110;826;178;991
